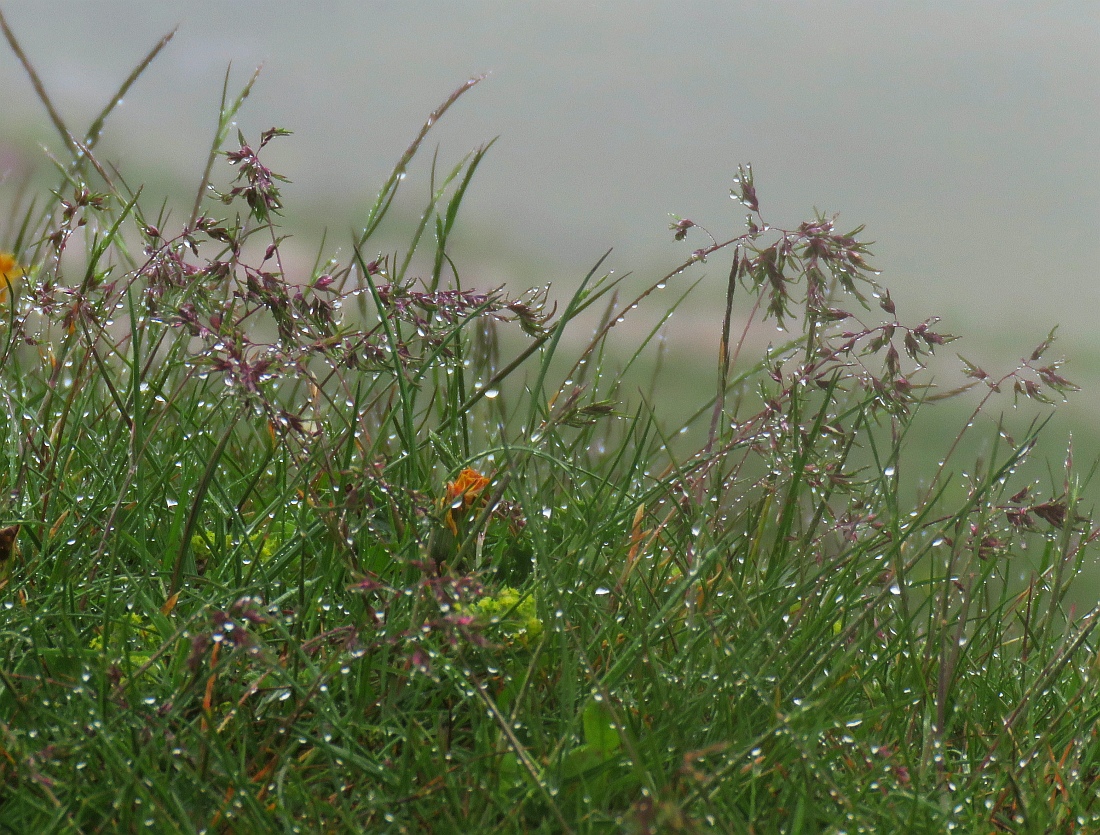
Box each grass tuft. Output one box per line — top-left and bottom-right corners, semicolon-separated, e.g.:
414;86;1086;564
0;21;1098;834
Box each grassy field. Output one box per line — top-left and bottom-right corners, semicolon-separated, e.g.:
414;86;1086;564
2;23;1100;833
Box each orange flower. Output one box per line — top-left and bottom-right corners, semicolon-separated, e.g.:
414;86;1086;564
441;467;490;535
0;252;23;304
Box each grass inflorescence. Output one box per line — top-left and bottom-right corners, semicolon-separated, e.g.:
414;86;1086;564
1;20;1099;834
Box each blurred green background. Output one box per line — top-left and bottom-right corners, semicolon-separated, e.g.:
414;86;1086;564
0;2;1097;506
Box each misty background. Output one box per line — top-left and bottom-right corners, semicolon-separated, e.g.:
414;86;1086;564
0;1;1097;401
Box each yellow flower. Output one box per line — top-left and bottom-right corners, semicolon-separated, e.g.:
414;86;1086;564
466;587;543;647
440;467;490;536
88;612;160;667
0;251;24;304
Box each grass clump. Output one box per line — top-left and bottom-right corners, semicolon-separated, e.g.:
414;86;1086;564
1;20;1099;834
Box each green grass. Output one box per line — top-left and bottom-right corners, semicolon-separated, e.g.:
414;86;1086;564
2;21;1100;833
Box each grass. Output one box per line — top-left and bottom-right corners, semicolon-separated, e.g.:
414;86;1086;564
2;20;1100;834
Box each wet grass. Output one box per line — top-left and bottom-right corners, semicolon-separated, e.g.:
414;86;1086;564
2;20;1100;833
